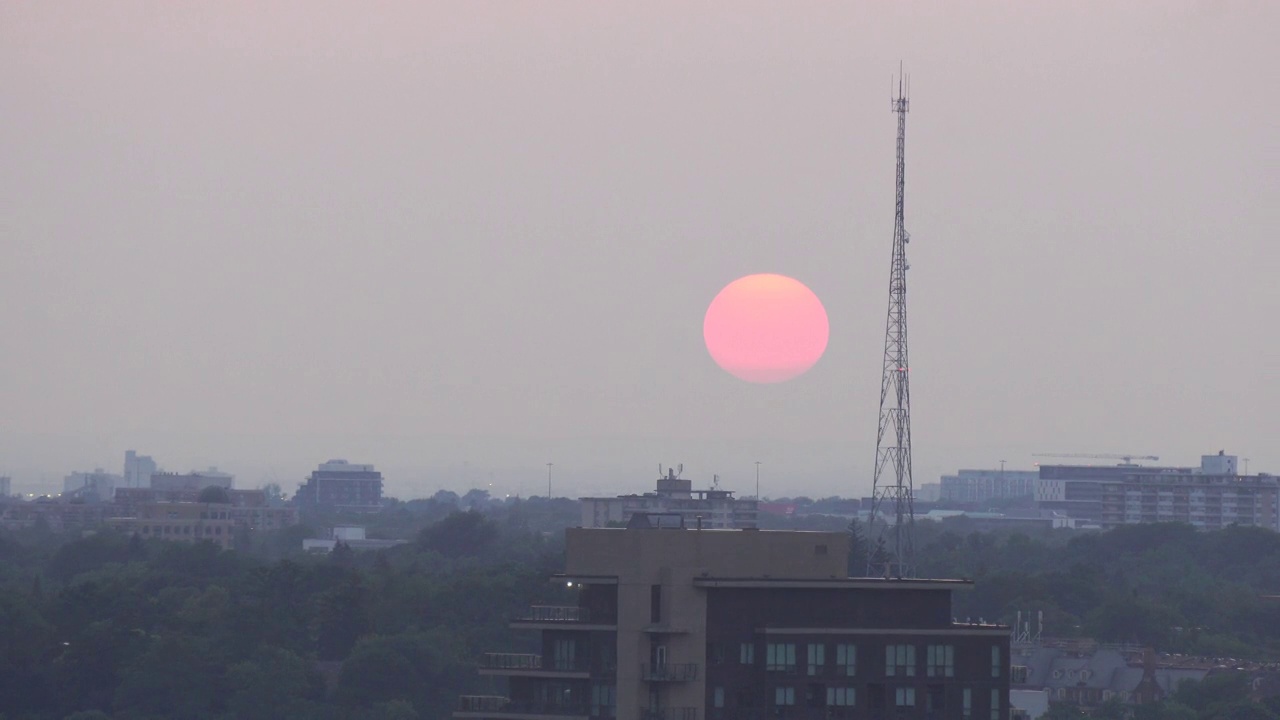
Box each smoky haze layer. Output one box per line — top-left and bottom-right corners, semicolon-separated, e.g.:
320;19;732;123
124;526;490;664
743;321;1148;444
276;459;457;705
1;2;1276;498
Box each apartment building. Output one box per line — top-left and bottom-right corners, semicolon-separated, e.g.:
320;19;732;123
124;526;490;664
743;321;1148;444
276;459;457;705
294;459;384;514
457;520;1010;720
1036;452;1279;530
939;470;1038;504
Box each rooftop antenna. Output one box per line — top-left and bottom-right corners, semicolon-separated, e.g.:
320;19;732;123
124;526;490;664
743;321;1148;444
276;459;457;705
866;63;916;579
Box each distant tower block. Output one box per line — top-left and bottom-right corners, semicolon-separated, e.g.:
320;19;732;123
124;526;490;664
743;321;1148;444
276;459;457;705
866;70;917;578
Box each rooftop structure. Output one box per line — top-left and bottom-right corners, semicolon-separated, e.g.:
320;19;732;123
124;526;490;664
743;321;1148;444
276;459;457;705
580;468;758;529
63;469;122;499
1012;639;1208;708
150;469;234;492
302;525;408;553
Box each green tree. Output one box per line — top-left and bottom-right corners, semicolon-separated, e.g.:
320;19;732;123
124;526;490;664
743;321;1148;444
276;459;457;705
197;485;231;504
417;511;498;557
225;646;324;720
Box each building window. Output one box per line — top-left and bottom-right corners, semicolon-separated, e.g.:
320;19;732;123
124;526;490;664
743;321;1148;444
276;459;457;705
963;688;972;718
886;644;916;677
740;642;755;665
828;687;856;706
767;643;797;672
650;585;662;623
774;687;796;706
807;643;825;675
895;688;915;706
590;684;615;716
713;687;724;708
991;645;1001;678
815;544;829;555
836;643;856;676
927;644;955;677
990;689;1000;720
553;639;576;670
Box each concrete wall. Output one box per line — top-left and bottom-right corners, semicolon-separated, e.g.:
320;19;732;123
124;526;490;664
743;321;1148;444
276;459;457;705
565;528;848;716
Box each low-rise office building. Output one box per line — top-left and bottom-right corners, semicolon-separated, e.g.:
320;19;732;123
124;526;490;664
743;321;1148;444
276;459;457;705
107;502;239;549
580;469;758;529
294;459;385;514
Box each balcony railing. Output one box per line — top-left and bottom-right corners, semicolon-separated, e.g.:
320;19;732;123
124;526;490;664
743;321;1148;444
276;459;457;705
456;696;590;716
478;653;594;673
641;708;696;720
642;662;698;682
458;696;508;712
480;653;543;670
513;605;615;624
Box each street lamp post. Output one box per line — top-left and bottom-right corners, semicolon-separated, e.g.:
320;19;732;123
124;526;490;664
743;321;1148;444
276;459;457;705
546;463;553;499
755;461;762;500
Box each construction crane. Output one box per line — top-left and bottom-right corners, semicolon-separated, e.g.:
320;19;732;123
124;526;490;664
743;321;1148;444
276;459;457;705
1032;453;1159;465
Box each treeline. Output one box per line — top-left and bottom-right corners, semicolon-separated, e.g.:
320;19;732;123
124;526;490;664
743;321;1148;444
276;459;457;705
0;499;577;720
5;494;1280;719
772;511;1280;660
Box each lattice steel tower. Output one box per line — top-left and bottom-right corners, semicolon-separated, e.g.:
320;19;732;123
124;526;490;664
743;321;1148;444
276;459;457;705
866;72;915;579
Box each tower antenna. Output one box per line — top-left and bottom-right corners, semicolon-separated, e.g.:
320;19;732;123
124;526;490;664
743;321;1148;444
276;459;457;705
866;66;916;579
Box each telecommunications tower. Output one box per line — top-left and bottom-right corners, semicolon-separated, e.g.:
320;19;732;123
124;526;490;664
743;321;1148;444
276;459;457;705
866;70;916;578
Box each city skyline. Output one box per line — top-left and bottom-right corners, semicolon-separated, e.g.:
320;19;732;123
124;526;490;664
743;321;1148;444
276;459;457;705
3;3;1276;500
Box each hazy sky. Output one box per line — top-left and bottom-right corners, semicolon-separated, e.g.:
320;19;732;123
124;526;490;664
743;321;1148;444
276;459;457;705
2;2;1276;499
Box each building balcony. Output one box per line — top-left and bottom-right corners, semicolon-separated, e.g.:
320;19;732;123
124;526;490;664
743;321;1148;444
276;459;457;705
477;653;592;679
510;605;616;629
640;708;696;720
642;662;698;682
455;695;589;720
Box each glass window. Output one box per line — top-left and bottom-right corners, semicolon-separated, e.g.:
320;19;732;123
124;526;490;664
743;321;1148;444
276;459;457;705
927;644;955;677
808;643;825;675
774;687;795;706
895;688;916;706
992;645;1002;678
990;688;1000;720
590;684;615;716
963;688;972;718
886;644;916;677
713;687;724;708
740;642;755;665
827;687;856;706
554;639;576;670
767;643;797;672
836;643;857;676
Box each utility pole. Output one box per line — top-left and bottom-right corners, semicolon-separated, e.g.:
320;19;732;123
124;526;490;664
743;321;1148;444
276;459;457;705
867;66;916;579
755;461;762;500
546;462;553;499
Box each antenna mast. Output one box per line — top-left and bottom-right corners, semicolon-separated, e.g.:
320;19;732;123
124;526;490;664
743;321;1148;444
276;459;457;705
866;68;916;578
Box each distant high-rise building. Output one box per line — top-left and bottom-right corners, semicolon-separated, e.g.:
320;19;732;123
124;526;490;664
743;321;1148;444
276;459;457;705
579;468;758;529
294;459;384;514
1036;451;1278;531
0;476;10;498
124;450;158;489
939;470;1038;504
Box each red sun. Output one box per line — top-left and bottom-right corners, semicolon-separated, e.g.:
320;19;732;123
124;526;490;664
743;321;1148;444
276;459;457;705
703;274;830;383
